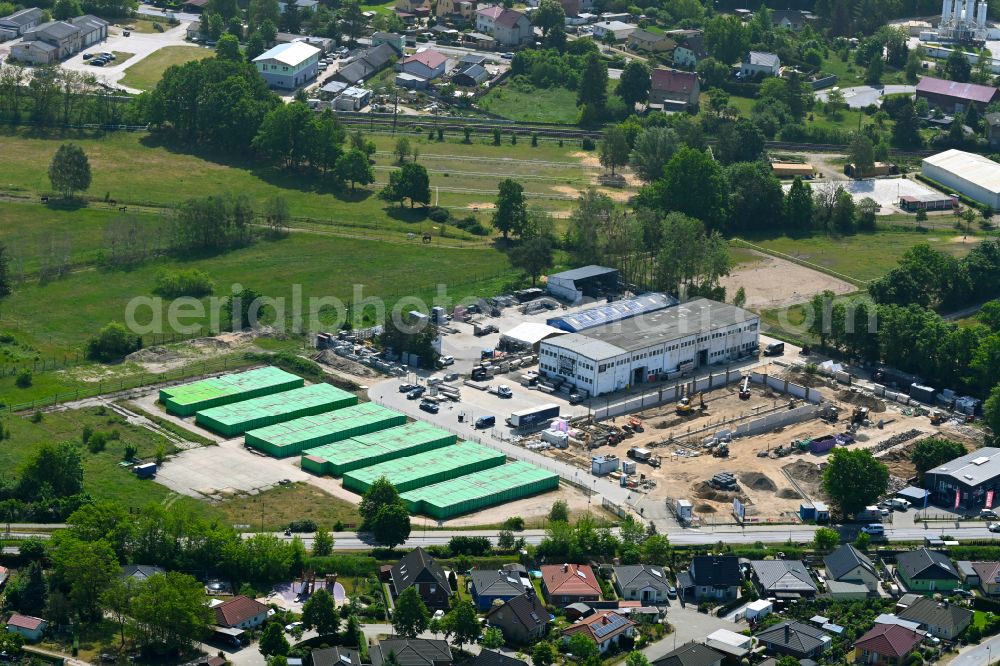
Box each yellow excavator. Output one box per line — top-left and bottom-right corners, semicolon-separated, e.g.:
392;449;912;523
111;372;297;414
676;393;706;416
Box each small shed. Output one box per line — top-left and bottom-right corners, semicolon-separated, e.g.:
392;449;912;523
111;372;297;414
897;486;929;507
745;599;772;621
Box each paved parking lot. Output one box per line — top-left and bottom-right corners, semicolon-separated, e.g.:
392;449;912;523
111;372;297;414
784;177;941;214
155;438;310;499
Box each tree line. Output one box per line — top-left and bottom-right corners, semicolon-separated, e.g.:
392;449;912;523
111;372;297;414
0;64;138;127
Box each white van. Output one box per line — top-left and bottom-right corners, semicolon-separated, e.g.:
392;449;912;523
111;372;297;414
862;524;885;536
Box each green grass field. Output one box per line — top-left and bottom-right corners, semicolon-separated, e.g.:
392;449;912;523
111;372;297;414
738;231;978;283
120;45;214;90
1;406;213;516
214;482;361;532
479;83;582;124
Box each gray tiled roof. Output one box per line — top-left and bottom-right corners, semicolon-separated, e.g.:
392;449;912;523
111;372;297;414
371;640;452;666
926;447;1000;486
750;560;817;594
896;549;959;582
27;20;79;40
0;7;43;27
470;569;525;598
897;597;973;635
756;621;830;654
652;642;724;666
613;565;671;593
824;544;876;581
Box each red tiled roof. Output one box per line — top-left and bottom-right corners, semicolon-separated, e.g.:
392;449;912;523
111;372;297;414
7;614;45;631
214;596;268;627
651;68;697;94
854;624;923;659
404;49;447;69
562;611;634;644
495;9;524;28
541;564;601;596
916;76;998;104
476;5;503;19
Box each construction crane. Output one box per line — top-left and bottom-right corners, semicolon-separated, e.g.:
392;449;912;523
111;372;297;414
738;376;751;401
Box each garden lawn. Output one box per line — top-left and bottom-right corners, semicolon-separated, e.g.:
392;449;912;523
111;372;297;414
120;45;214;90
479;83;581;124
1;406;216;517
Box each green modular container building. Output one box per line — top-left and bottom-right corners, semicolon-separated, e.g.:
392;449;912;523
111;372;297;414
342;442;506;494
160;366;304;417
245;402;406;458
400;461;560;519
195;383;357;437
301;421;457;476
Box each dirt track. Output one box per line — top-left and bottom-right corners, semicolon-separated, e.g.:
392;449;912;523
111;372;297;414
720;251;857;309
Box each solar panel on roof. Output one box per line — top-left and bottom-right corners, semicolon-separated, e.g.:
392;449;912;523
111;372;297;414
650;569;662;577
592;615;627;638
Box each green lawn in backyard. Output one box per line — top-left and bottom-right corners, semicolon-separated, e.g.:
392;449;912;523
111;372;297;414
819;52;908;88
737;231;978;283
360;0;396;14
479;83;582;124
1;406;215;517
120;45;214;90
112;17;172;33
721;93;867;134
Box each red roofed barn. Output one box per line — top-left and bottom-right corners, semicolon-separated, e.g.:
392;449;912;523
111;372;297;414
649;68;700;110
853;623;923;665
541;563;602;605
916;75;998;113
6;613;48;642
214;596;269;629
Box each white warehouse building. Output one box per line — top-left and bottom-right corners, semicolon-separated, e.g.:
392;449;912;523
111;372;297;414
537;299;759;397
922;149;1000;209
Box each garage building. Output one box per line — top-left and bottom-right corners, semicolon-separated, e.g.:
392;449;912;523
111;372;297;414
546;293;676;333
545;266;619;303
499;322;565;352
922;149;1000;209
925;446;1000;511
537;299;759;397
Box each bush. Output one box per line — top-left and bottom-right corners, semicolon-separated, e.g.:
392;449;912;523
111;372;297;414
503;516;525;530
87;431;108;453
581;137;596;150
428;207;451;223
14;369;32;388
87;322;141;362
287;519;318;533
454;216;490;236
29;410;43;423
82;425;93;445
153;269;215;298
124;442;138;460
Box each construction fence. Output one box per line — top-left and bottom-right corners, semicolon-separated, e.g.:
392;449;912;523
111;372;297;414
749;372;826;404
591;368;746;420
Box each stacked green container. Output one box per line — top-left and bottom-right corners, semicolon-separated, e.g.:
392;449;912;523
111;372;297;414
301;421;456;476
400;461;559;519
160;366;303;417
195;383;357;437
246;402;406;458
341;442;506;494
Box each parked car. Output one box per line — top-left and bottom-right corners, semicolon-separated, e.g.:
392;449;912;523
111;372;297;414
398;383;417;393
951;588;974;598
981;509;998;519
667;586;677;599
433;609;445;620
407;387;425;399
861;523;885;536
91;59;106;66
496;384;512;398
501;52;514;59
475;415;495;429
83;52;93;59
419;400;439;414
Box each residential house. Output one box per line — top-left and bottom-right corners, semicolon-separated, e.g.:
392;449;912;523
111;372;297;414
470;569;527;611
558;0;579;18
333;43;398;85
279;0;319;12
895;549;960;593
253;41;321;89
741;51;780;78
562;610;635;654
651;642;724;666
472;652;526;666
401;49;448;80
591;20;636;42
312;647;362;666
452;62;490;86
916;76;999;114
493;9;532;47
475;5;503;34
182;0;209;12
485;591;548;644
748;560;818;599
333;86;371;110
5;614;47;643
648;67;699;110
825;544;880;593
677;556;740;602
214;596;269;629
437;0;478;19
121;565;165;582
853;624;923;666
370;639;453;666
540;564;602;606
771;9;814;31
390;547;452;609
986;113;1000;146
627;29;674;53
372;31;405;54
672;33;706;68
972;561;1000;596
0;7;44;39
395;0;429;14
755;621;832;660
897;597;972;640
612;565;671;603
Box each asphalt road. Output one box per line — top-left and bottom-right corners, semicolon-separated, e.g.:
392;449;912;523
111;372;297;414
951;633;1000;666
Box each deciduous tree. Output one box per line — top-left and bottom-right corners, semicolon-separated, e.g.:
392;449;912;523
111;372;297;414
442;600;480;649
630;127;678;182
371;503;411;549
312;526;333;556
599;126;630;176
617;60;650;109
812;527;840;552
912;438;966;480
492;178;528;240
335;149;375;191
259;623;290;657
302;588;340;635
48;143;91;198
822;448;889;519
392;587;430;638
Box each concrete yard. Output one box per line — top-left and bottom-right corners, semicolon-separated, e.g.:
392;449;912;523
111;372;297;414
786;178;943;214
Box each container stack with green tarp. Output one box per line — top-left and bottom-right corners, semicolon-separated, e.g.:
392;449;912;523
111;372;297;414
301;421;456;476
160;366;304;417
246;402;406;458
342;442;506;494
400;461;559;519
195;383;357;437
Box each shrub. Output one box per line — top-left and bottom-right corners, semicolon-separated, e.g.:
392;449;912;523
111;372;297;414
454;216;490;236
124;442;138;460
86;322;141;362
87;431;108;453
581;137;596;150
14;369;32;388
287;519;318;533
428;207;451;223
81;425;93;445
29;410;43;423
153;269;215;298
503;516;525;530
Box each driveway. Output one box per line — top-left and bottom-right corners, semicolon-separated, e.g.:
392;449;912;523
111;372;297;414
815;84;916;108
642;604;746;660
60;20;197;92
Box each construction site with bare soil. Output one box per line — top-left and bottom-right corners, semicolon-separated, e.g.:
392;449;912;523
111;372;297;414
520;362;985;524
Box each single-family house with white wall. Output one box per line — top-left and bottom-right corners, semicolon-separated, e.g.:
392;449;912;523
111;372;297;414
253;41;321;89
